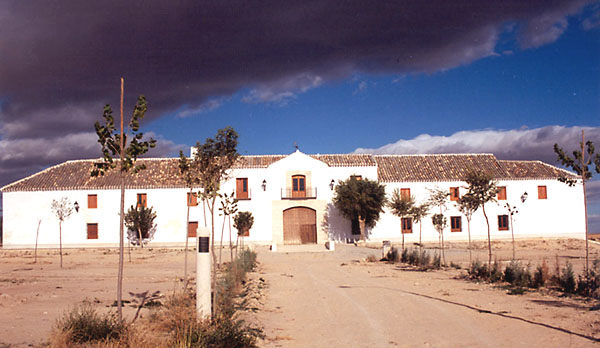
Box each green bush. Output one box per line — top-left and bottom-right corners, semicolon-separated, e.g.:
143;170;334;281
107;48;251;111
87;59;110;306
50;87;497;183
400;248;409;263
54;301;125;343
469;260;502;283
432;252;441;269
504;261;532;288
577;260;600;298
532;260;549;289
559;262;576;293
386;247;399;263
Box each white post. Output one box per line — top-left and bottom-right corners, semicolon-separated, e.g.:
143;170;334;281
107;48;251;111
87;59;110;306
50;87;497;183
196;227;211;319
271;243;277;252
328;239;335;251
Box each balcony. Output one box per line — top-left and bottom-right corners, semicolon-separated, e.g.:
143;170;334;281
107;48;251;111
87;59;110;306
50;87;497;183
281;187;317;200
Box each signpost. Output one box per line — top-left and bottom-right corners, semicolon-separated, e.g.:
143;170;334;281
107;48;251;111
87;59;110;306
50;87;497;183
196;227;211;318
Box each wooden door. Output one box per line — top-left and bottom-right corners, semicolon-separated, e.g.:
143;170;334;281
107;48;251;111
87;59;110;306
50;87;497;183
292;175;306;198
283;207;316;244
236;178;248;199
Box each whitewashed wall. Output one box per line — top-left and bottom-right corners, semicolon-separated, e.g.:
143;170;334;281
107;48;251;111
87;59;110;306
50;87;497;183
368;178;586;244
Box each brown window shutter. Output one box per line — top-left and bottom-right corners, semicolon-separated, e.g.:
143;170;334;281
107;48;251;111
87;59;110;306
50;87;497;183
497;187;506;200
236;178;249;199
450;187;459;201
88;194;97;209
87;223;98;239
187;192;198;206
188;222;198;238
400;188;410;200
538;186;547;199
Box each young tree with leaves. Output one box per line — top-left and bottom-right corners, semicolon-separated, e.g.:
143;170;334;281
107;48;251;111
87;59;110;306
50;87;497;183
51;197;75;268
233;211;254;252
332;177;387;240
410;203;429;248
388;189;415;252
91;78;156;322
554;130;600;273
178;151;200;282
124;205;157;247
505;203;518;261
428;187;449;263
194;127;239;318
218;191;238;265
464;170;498;273
456;193;479;264
431;213;447;264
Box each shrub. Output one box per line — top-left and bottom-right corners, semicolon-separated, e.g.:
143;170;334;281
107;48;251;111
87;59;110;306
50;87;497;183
577;260;600;298
365;254;378;262
408;249;419;265
418;249;431;268
504;261;532;288
432;252;441;269
400;248;409;262
53;301;125;344
386;247;399;263
449;261;461;270
469;259;487;280
559;262;576;294
532;260;549;289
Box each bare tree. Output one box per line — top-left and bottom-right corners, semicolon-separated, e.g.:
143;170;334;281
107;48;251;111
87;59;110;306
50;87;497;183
505;203;518;261
91;78;156;322
428;187;449;263
554;130;600;273
51;198;74;268
178;151;200;283
34;219;42;263
218;192;238;264
410;203;429;249
431;213;447;265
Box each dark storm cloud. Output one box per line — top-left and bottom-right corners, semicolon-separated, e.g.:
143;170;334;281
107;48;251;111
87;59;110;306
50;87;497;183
0;0;595;189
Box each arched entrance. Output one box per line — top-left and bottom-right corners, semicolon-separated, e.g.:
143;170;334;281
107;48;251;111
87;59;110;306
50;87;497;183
283;207;317;245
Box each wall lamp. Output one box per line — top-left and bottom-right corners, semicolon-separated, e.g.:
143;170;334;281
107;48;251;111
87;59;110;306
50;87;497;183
262;180;267;191
74;201;80;213
330;179;335;190
520;191;528;203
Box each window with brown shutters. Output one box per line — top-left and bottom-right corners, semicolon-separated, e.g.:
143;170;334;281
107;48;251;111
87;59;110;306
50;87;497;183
401;218;412;234
187;192;198;206
538;185;547;199
88;194;97;209
350;175;362;181
400;188;411;200
498;215;509;231
236;178;249;199
451;216;461;232
497;186;507;200
137;193;147;208
188;221;198;238
450;187;460;201
87;223;98;239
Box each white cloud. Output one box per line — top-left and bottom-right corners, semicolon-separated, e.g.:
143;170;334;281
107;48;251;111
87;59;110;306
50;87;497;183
354;125;600;164
242;73;323;105
176;98;227;118
353;81;368;95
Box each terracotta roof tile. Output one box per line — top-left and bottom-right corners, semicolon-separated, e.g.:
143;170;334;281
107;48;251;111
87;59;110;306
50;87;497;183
374;154;507;182
499;160;577;180
311;154;376;167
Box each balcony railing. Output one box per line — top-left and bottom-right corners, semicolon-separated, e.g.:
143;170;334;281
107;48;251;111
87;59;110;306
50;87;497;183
281;187;317;199
235;188;251;200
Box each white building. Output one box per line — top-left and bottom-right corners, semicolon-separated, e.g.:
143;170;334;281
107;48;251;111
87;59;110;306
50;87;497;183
0;151;584;248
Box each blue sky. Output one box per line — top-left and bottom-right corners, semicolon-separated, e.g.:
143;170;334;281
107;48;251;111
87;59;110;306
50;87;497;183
1;1;599;230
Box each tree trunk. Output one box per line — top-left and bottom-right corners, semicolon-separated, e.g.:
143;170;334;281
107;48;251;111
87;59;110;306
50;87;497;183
359;218;366;241
229;215;233;263
401;225;405;252
419;220;422;249
510;215;515;260
59;220;63;268
209;197;218;318
441;227;445;266
482;204;492;276
138;226;144;249
184;189;191;283
34;219;41;264
219;214;226;266
467;218;472;265
117;78;125;323
583;177;589;274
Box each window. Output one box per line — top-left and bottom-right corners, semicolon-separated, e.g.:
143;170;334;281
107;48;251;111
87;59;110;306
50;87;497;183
236;178;249;199
498;215;509;231
350;175;362;181
401;218;412;234
188;221;198;238
538;185;547;199
87;223;98;239
450;187;460;201
187;192;198;206
137;193;147;208
451;216;462;232
497;186;506;200
400;188;411;200
88;194;97;209
292;175;306;198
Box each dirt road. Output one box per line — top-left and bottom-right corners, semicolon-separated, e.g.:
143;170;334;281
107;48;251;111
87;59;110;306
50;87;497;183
255;244;600;348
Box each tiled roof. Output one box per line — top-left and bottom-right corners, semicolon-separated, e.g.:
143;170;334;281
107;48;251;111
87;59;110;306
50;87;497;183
499;160;577;180
311;154;376;167
374;154;508;182
1;154;576;192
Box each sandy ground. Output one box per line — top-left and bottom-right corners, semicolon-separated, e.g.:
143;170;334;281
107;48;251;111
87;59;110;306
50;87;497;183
0;239;599;347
